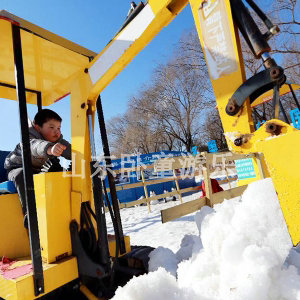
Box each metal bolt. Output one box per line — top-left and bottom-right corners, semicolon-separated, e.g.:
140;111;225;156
227;104;236;113
266;122;279;135
270;67;280;79
226;99;239;116
234;138;243;146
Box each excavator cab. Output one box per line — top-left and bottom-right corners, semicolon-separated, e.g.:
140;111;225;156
0;10;152;300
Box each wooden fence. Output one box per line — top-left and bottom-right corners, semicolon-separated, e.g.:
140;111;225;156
104;151;265;215
160;151;266;223
105;162;198;213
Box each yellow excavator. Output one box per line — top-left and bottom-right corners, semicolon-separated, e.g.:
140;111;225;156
0;0;299;299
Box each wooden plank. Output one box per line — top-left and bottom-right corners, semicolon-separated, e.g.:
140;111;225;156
203;166;213;206
141;169;151;213
123;197;146;208
147;190;178;202
255;153;266;179
161;185;249;223
161;197;207;223
147;186;198;203
119;203;126;209
179;186;197;194
105;186;199;211
173;169;183;204
103;164;155;176
121;186;198;208
113;177;175;191
144;176;175;186
210;185;248;205
105;175;191;193
217;177;237;185
225;167;231;189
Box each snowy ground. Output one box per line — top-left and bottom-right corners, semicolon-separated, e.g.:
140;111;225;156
106;179;300;300
106;190;202;252
106;180;236;251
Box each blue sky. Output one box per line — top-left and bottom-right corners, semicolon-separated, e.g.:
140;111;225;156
0;0;195;152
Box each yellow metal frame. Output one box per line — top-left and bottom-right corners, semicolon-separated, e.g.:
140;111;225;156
0;194;30;259
0;257;78;300
34;172;72;263
227;119;300;245
0;10;96;106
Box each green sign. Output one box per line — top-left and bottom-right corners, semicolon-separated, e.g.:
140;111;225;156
235;158;256;180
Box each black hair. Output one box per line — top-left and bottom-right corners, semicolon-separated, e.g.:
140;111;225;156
33;109;62;127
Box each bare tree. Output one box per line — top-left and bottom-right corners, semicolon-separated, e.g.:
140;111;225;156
130;55;212;152
202;109;227;150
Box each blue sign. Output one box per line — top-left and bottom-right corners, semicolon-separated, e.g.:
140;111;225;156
207;140;218;153
256;120;266;130
191;146;198;157
290;109;300;129
235;158;256;180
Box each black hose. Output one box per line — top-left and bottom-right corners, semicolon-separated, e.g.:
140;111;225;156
103;180;115;223
85;201;97;220
81;203;97;255
86;180;120;287
102;180;120;289
245;0;274;29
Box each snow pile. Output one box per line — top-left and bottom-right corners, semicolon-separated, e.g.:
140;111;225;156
113;178;300;300
148;247;178;277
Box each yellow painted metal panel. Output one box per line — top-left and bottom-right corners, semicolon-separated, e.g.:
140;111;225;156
0;194;30;259
226;120;300;245
0;257;78;300
189;0;254;135
70;73;93;203
71;191;82;224
148;0;172;14
34;172;72;263
108;235;131;257
226;119;293;154
0;10;96;58
87;5;185;101
80;285;99;300
0;16;91;106
149;0;188;15
254;130;300;246
0;277;17;300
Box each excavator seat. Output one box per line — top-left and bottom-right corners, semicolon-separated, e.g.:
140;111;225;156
0;151;17;194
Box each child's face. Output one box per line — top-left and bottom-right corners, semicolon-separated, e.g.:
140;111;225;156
35;119;61;142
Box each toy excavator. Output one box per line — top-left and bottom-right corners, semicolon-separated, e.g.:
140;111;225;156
0;0;299;299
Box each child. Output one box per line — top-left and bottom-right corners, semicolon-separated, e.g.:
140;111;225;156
194;178;223;196
4;109;71;228
193;167;224;197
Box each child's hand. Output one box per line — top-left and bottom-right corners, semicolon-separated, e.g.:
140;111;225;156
47;143;67;157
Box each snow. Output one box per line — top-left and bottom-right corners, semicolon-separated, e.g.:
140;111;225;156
106;191;202;252
108;178;300;300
